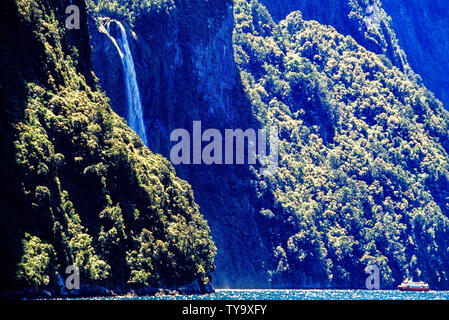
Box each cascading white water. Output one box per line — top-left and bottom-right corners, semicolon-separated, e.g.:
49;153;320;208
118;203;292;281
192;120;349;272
106;20;148;146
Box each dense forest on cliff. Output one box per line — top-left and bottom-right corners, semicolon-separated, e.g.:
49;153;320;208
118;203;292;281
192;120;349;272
260;0;449;109
233;0;449;288
0;0;215;297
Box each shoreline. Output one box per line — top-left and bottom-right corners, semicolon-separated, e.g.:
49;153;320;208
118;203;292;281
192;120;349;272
1;281;214;300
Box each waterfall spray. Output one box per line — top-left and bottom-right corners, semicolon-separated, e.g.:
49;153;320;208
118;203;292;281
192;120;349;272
106;20;148;146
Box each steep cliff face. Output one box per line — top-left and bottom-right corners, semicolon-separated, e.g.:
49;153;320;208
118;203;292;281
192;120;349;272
259;0;449;108
90;0;449;290
89;18;127;119
233;0;449;289
91;0;270;288
0;0;216;298
382;0;449;109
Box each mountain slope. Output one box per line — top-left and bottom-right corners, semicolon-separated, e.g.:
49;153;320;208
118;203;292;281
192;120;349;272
0;0;215;297
89;0;272;288
234;0;449;288
259;0;408;72
259;0;449;108
88;0;449;289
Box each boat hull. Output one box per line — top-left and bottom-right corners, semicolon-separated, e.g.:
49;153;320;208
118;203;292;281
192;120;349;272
397;286;430;292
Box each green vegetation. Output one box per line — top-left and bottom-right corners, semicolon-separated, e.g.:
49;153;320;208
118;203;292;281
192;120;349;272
234;0;449;288
0;0;215;296
86;0;191;27
3;0;449;295
88;0;449;289
17;234;58;289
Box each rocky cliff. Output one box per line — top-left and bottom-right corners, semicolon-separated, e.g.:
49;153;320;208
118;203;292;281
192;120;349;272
89;0;449;290
382;0;449;110
0;0;216;298
90;0;271;288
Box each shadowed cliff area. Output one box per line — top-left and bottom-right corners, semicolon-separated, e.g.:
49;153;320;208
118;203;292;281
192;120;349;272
89;0;449;289
382;0;449;111
90;0;272;288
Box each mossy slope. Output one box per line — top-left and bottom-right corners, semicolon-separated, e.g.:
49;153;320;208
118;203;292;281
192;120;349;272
0;0;215;297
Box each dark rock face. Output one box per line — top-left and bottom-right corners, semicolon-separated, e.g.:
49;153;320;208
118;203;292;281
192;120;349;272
91;1;241;152
90;18;127;119
2;279;213;300
90;1;270;289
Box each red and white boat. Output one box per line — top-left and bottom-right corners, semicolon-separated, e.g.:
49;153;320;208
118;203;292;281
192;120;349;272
397;279;430;292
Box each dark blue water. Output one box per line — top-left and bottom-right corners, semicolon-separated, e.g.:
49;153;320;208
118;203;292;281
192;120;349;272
76;289;449;300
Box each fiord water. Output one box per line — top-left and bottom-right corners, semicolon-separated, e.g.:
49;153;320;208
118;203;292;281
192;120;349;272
67;289;449;300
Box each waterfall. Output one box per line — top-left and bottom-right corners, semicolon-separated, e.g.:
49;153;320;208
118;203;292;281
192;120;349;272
106;20;148;146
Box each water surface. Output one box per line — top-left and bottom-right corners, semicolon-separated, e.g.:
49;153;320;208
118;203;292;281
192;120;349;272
76;289;449;300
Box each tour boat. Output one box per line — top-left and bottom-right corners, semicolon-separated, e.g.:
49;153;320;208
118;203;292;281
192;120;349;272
397;279;430;292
